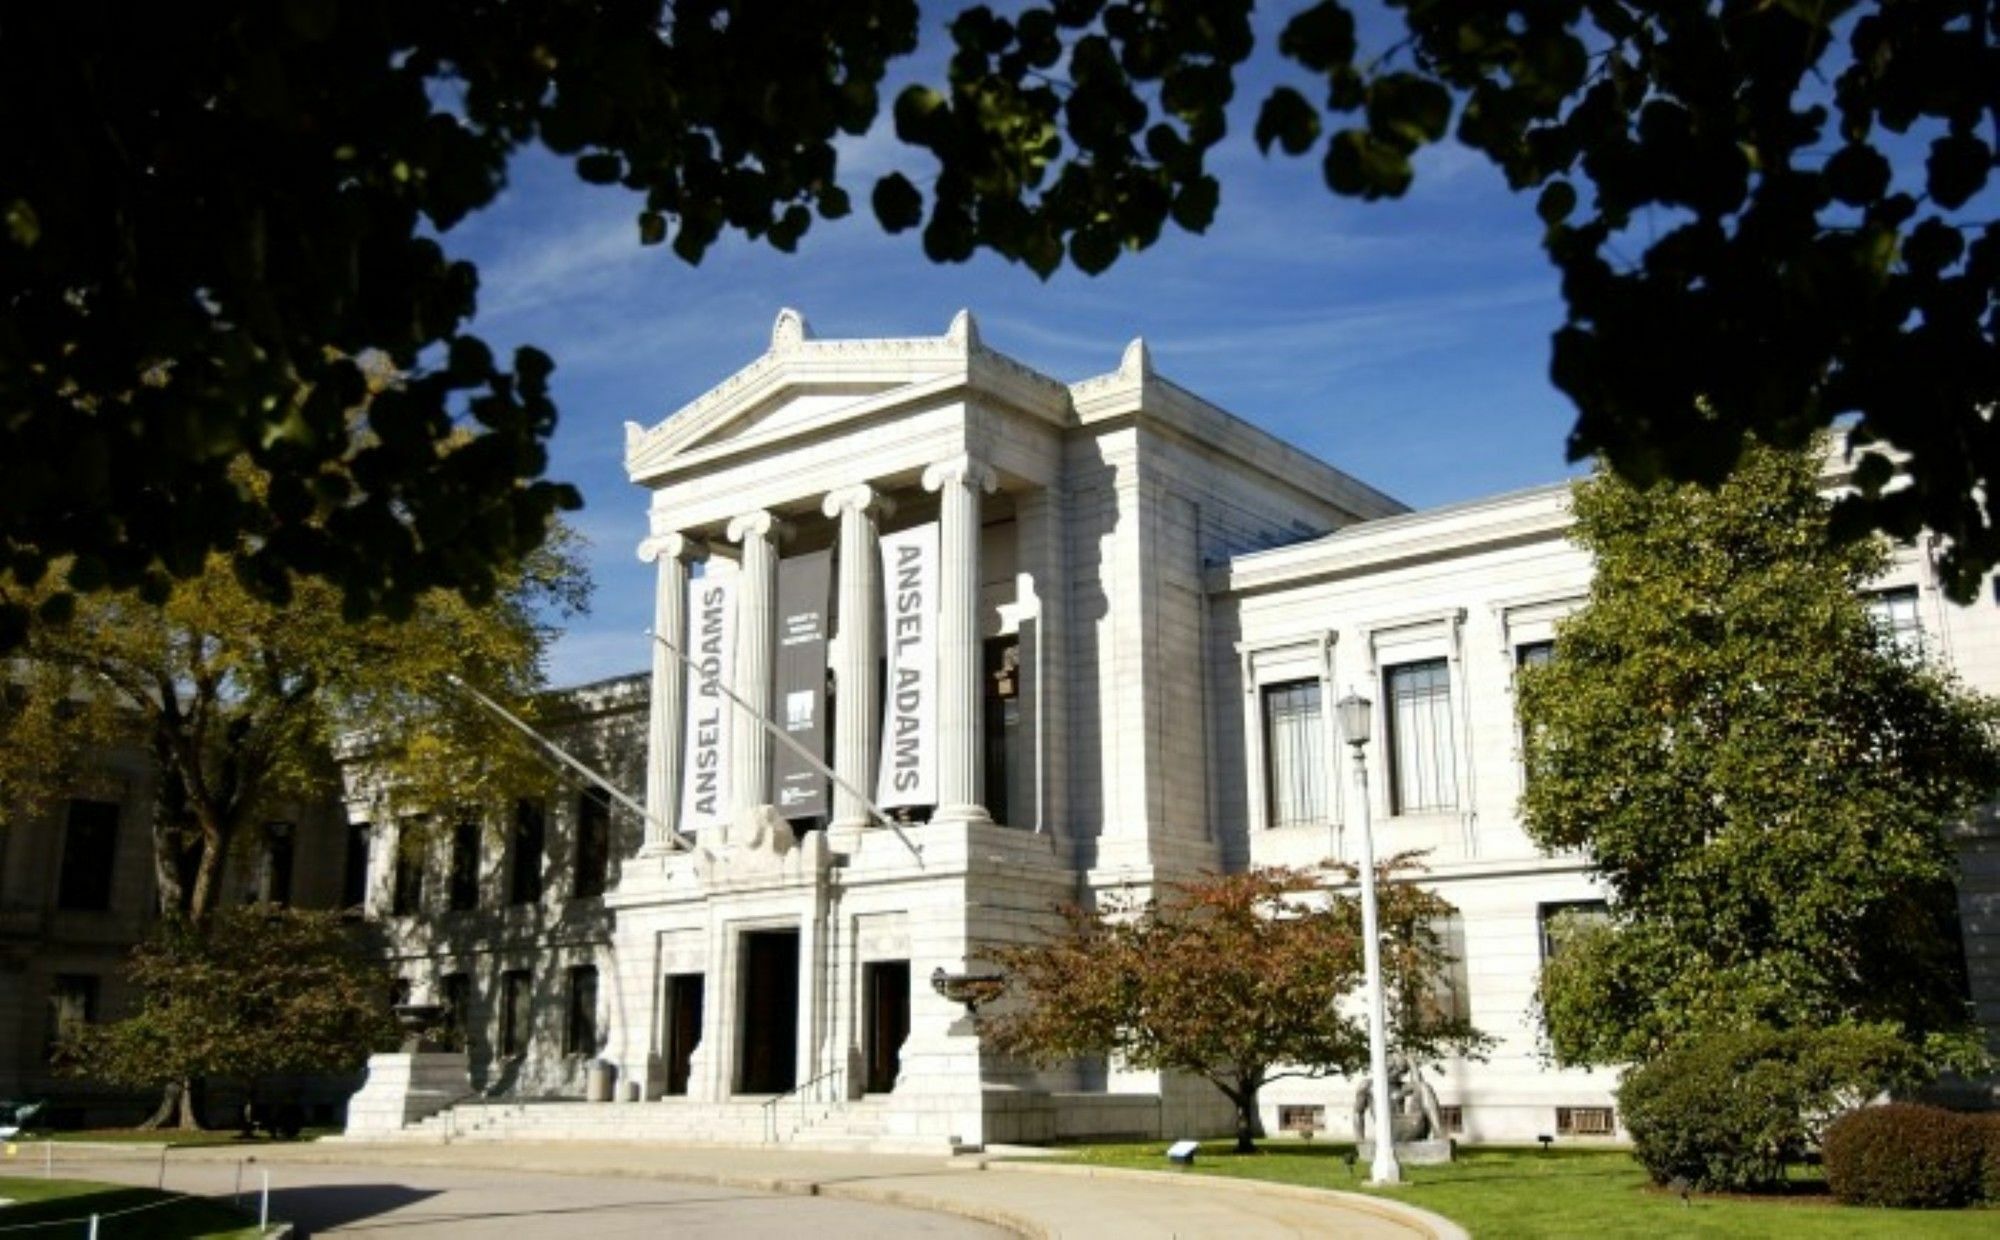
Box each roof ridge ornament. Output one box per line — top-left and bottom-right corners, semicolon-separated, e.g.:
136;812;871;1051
772;307;813;352
1120;336;1153;381
946;308;981;353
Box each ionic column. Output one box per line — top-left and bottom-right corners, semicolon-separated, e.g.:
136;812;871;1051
922;455;997;823
637;531;707;852
726;509;785;813
822;484;895;836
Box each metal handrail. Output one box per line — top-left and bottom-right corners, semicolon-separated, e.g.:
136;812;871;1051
760;1066;845;1144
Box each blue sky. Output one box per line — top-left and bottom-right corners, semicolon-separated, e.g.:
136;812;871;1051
445;6;1585;686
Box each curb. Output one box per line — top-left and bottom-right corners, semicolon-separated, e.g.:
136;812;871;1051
168;1140;1467;1239
980;1161;1470;1240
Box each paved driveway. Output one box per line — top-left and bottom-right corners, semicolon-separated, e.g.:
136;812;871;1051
2;1153;1007;1238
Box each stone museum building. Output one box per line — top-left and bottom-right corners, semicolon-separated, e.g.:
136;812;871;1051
7;310;1998;1146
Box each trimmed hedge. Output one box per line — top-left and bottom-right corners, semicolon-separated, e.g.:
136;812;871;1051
1823;1103;1984;1209
1616;1024;1924;1193
1977;1113;2000;1205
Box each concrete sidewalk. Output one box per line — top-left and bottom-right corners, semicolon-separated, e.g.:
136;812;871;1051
168;1140;1468;1238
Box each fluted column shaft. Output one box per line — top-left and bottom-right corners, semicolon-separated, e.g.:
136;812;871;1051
823;485;895;834
923;455;997;823
726;510;784;814
639;532;706;851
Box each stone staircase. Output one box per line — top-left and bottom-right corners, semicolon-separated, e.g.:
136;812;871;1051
389;1093;940;1152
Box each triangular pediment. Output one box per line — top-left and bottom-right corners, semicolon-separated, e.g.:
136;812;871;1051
626;309;1074;483
627;310;974;482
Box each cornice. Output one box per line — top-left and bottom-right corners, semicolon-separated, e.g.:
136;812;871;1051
1210;482;1577;596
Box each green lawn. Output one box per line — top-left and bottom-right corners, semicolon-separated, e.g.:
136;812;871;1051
1036;1141;1998;1237
0;1176;262;1238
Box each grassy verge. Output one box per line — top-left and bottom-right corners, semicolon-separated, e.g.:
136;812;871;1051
0;1176;261;1238
1034;1141;1997;1237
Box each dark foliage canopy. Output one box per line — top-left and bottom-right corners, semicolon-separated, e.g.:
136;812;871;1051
5;2;1995;646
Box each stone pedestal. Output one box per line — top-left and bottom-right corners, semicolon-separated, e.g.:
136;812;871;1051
342;1052;471;1138
1357;1138;1455;1166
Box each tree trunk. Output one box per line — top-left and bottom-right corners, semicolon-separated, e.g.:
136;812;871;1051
1216;1076;1267;1154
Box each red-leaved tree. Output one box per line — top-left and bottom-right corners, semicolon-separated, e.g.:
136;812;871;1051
981;861;1488;1152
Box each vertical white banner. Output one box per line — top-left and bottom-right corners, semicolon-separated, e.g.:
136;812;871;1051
877;522;938;808
680;573;736;833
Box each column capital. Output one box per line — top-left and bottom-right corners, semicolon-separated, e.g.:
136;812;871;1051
922;454;998;495
725;509;791;545
821;483;898;521
637;531;708;565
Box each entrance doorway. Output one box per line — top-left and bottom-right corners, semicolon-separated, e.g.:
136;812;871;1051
736;929;799;1094
862;960;910;1093
663;973;703;1096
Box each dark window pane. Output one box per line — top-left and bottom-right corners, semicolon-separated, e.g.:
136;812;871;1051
1516;640;1555;669
46;973;99;1060
500;970;533;1058
391;822;425;917
564;964;599;1055
510;800;545;906
57;800;118;911
342;821;370;910
263;822;295;907
573;791;609;900
448;820;480;912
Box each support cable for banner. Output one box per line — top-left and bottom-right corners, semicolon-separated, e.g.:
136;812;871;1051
444;674;693;853
646;629;923;864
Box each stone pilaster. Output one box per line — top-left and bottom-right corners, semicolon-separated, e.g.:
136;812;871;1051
822;484;895;841
726;509;785;818
638;531;706;853
922;455;997;824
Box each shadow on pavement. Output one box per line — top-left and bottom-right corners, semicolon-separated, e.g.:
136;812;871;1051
267;1182;438;1234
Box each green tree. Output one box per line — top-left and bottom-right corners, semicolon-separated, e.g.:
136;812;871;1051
60;906;401;1132
1518;439;2000;1068
7;3;1996;645
980;863;1488;1152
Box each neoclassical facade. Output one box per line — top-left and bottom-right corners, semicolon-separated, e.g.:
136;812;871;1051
345;310;2000;1149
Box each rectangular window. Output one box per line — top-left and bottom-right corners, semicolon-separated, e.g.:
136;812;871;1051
1277;1104;1326;1134
261;822;295;907
1516;640;1555;669
500;969;532;1058
1386;659;1458;814
57;799;119;911
391;822;424;917
572;791;610;900
1437;1105;1465;1135
342;821;370;910
1538;900;1612;963
46;974;99;1060
1867;587;1923;656
1261;680;1327;828
448;819;481;912
441;972;472;1046
1556;1106;1616;1136
510;799;545;906
1419;912;1472;1026
564;964;599;1056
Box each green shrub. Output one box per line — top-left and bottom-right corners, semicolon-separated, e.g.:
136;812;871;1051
1976;1112;2000;1204
1823;1103;1983;1208
1616;1024;1925;1192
